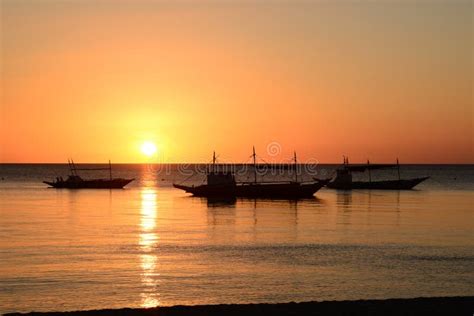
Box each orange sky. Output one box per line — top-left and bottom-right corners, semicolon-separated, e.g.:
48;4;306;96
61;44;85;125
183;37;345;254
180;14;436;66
1;0;472;163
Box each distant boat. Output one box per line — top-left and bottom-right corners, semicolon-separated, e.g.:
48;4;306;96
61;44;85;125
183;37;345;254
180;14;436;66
173;148;330;198
43;159;134;189
325;157;429;190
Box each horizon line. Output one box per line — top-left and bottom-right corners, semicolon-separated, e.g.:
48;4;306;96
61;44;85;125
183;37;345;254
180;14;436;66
1;162;473;165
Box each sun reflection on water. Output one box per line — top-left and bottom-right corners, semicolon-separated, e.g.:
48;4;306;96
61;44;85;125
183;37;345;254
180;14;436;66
139;188;160;308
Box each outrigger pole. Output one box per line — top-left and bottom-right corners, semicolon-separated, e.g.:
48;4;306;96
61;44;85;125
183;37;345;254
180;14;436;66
67;159;115;177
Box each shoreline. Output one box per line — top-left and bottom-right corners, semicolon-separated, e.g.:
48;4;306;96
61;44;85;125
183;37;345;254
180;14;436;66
7;296;474;315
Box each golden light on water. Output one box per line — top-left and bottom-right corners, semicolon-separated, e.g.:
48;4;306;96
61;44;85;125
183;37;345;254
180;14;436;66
139;188;160;308
140;189;158;232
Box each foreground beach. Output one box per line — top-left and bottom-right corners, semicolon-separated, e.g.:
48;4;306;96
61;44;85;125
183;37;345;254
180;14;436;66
7;297;474;315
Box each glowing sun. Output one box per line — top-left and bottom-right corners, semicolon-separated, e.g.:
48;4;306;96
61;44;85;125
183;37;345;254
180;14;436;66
141;141;157;157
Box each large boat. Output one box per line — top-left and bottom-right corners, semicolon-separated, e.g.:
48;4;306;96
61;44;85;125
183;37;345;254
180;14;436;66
325;157;429;190
43;160;134;189
173;148;330;198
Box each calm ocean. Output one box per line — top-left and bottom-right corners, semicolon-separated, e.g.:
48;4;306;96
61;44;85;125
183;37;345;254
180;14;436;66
0;164;473;313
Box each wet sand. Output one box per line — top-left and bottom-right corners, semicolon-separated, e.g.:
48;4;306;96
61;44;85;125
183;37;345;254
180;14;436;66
7;296;474;315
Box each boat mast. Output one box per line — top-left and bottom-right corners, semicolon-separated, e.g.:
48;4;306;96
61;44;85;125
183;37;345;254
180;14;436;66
70;159;77;176
213;151;216;173
252;146;257;183
294;151;298;183
67;159;72;175
397;158;401;180
367;159;371;183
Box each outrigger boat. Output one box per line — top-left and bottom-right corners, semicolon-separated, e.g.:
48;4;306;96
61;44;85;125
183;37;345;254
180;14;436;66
173;148;330;198
325;157;429;190
43;159;134;189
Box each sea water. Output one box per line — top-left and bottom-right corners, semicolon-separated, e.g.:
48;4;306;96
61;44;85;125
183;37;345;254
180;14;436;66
0;164;473;313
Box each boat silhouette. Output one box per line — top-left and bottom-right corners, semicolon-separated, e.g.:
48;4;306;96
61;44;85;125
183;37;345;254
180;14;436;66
173;148;330;198
325;157;429;190
43;159;134;189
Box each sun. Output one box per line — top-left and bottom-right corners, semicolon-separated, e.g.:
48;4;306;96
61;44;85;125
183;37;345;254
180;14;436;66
141;141;157;157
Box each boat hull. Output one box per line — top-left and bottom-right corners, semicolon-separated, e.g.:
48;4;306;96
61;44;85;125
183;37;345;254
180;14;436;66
43;178;134;189
326;177;429;190
173;180;330;198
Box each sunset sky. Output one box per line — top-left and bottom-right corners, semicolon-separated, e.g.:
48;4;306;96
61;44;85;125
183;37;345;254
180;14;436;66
1;0;472;163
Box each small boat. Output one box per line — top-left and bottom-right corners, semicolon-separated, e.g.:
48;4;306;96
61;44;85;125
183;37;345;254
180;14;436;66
43;160;134;189
173;148;330;198
325;157;429;190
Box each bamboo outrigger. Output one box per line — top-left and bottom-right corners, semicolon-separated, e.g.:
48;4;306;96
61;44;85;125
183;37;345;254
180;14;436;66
43;159;134;189
173;148;330;198
325;157;429;190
